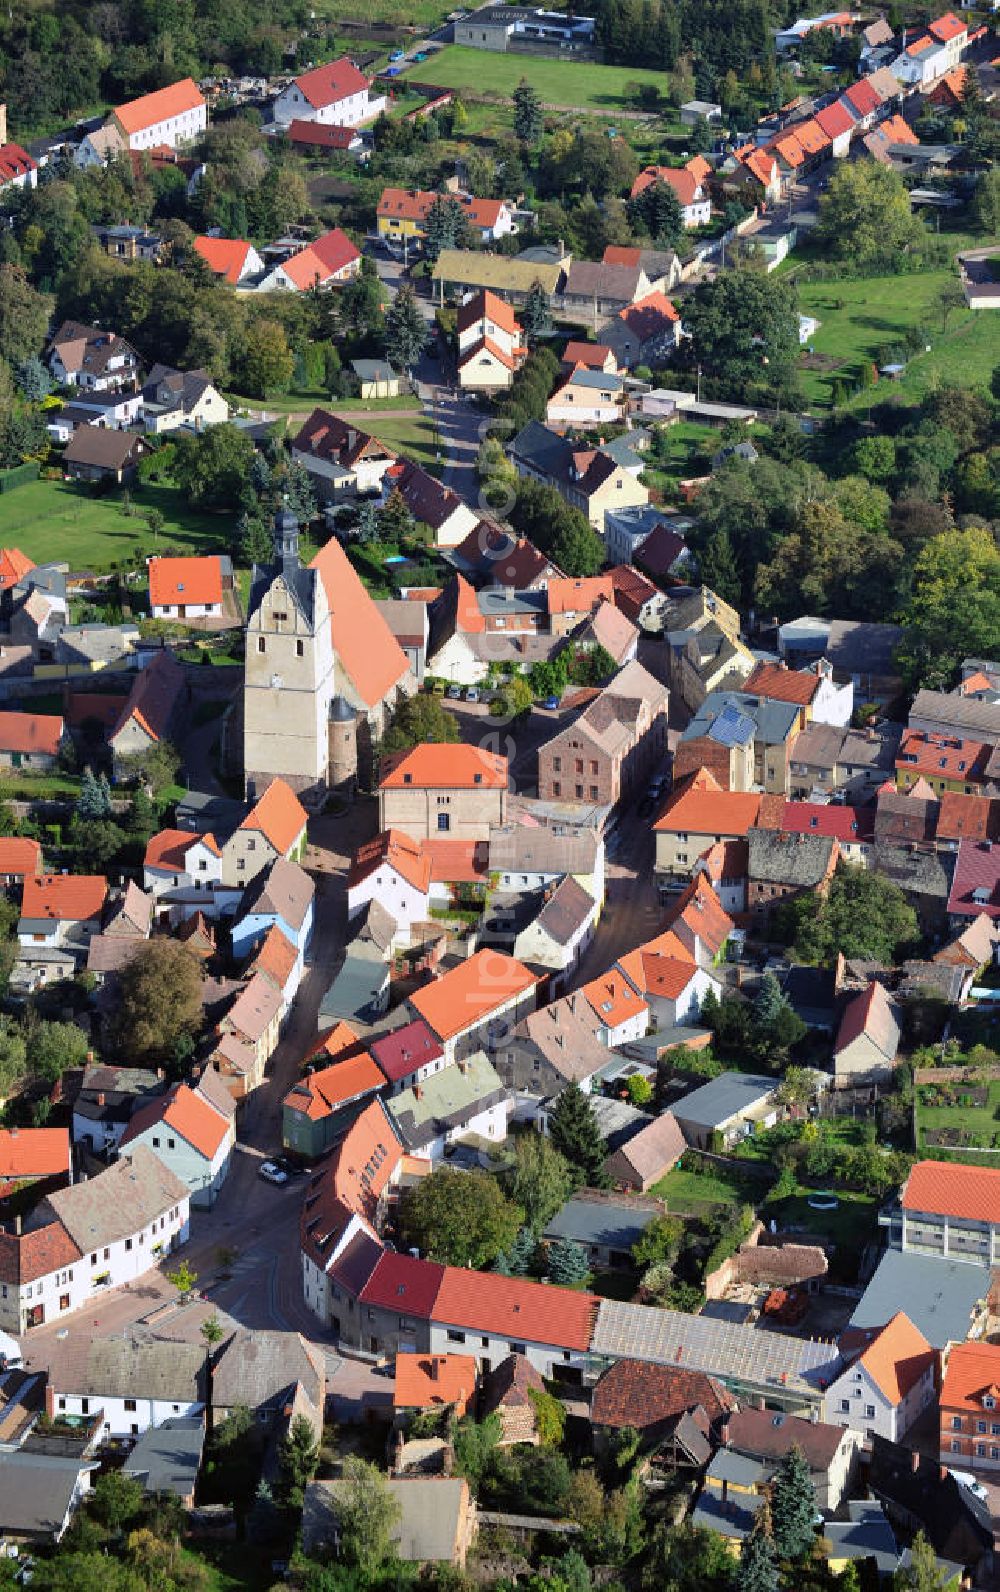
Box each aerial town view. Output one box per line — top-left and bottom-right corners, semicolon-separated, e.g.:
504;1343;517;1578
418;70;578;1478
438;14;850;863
0;0;997;1586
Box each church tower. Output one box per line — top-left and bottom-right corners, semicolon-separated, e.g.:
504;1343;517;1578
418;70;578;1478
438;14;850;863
243;507;335;802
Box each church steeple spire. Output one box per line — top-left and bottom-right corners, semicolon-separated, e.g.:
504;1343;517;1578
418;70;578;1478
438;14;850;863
273;502;300;577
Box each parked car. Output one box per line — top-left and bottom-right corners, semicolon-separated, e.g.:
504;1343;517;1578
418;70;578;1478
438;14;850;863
541;695;560;710
258;1161;289;1186
465;687;480;702
446;685;462;699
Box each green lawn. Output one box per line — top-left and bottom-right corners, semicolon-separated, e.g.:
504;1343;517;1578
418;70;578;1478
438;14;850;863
0;771;80;799
768;1186;877;1258
796;270;993;411
0;479;233;572
649;1164;751;1212
313;0;450;25
402;45;668;110
227;391;421;416
367;411;444;472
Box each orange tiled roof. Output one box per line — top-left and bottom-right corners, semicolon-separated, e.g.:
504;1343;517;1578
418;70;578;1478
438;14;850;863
0;548;35;591
419;838;489;884
743;661;819;707
410;949;537;1041
937;792;995;843
902;1159;1000;1223
349;830;431;894
0;711;63;758
283;1051;386;1121
897;728;988;783
668;873;735;960
393;1352;477;1412
250;923;298;991
617;947;698;1001
309;535;410;711
857;1311;934;1404
192;236;255;284
0;838;41;878
148;554;223;608
581;967;648;1029
456;289;520;338
330;1098;402;1220
686;154;713;184
21;873;106;923
940;1341;1000;1414
546;576;615;617
654;768;762;836
928;11;965;42
308;1021;365;1064
294;56;370;109
240;777;307;854
279;229;360;289
380;743;508;791
120;1081;230;1160
113;78;204;135
0;1127;70;1181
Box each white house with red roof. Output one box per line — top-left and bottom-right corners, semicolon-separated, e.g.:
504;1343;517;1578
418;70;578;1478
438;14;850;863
0;142;37;194
824;1312;936;1442
257;228;361;293
143;829;231;922
0;711;65;771
891;11;968;86
631;165;711;228
377;187;517;245
348;831;431;936
192;236;263;285
147;554;226;620
273;57;386;128
18;874;107;952
428;1268;597;1378
369;1018;446;1098
832;980;901;1086
457;291;526;392
109;79;207;151
118;1078;235;1208
600;291;681;371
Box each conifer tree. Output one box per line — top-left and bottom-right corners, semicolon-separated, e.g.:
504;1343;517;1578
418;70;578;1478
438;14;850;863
549;1083;608;1188
771;1445;817;1561
545;1237;590;1287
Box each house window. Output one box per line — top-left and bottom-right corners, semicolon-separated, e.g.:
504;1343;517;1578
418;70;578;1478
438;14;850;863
865;1405;875;1419
553;782;561;796
840;1399;850;1413
553;758;561;772
509;1341;526;1354
257;637;265;653
125;1238;132;1251
978;1420;988;1433
447;1329;465;1343
590;787;598;800
437;813;450;832
59;1294;69;1311
168;1138;175;1150
296;640;304;657
952;1440;961;1453
81;1399;89;1414
986;1396;996;1410
152;1137;160;1148
124;1399;136;1412
952;1415;962;1429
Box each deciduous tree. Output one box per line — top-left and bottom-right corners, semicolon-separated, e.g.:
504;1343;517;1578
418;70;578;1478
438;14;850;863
505;1130;573;1233
111;940;203;1066
401;1167;522;1268
333;1457;401;1578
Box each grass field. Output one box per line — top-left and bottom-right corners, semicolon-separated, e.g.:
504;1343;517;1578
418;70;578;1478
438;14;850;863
649;1165;752;1212
228;391;420;416
796;269;992;411
403;45;668;109
916;1079;1000;1151
0;480;232;572
769;1185;877;1258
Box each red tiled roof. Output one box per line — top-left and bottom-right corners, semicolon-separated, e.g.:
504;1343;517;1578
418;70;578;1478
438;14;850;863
666;873;734;960
793;118;830;155
947;838;1000;922
617;946;698;1001
0;143;36;185
936;793;996;844
834;979;898;1059
845;77;881;117
250;923;298;991
294;56;370;110
0;838;41;879
897;728;989;784
113;78;204;135
857;1312;934;1404
148;554;223;608
592;1357;734;1429
0;1221;81;1286
144;828;194;872
328;1098;402;1222
562;341;614;369
762;800;875;845
394;1352;477;1412
0;711;63;758
21;873;106;923
458;335;520;373
280;228;360;289
410;949;537;1041
743;660;819;707
350;830;431;894
547;575;615;617
631;165;703;206
686;154;713;184
0;1128;70;1181
903;1159;1000;1222
419;839;489;884
377;187;505;231
941;1341;1000;1415
771;130;805;167
193;236;256;284
287;119;358;149
309;534;410;711
380;743;508;791
369;1018;443;1084
240;777;307;854
815;99;855;140
0;548;34;591
433;1266;597;1350
361;1250;445;1316
618;290;680;338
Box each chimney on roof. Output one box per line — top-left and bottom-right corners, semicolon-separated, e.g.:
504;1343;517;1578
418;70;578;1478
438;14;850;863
430;1357;440;1381
912;1449;922;1473
14;1215;21;1236
720;1418;730;1445
414;1084;422;1100
96;1093;105;1107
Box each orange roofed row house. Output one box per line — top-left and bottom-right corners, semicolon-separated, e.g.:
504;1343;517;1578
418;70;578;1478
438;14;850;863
940;1340;1000;1473
378;743;509;842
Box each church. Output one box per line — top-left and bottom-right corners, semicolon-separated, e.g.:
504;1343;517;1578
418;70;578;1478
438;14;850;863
243;508;415;804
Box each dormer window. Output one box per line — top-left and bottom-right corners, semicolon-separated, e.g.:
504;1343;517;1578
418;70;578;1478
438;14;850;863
985;1396;995;1409
403;773;412;784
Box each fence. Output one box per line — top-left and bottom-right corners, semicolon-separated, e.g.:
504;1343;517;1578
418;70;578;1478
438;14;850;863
0;462;39;494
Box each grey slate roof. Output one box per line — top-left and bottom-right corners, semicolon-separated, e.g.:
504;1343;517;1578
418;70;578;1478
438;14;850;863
53;1336;206;1403
544;1194;657;1250
319;951;390;1023
0;1452;97;1540
388;1051;506;1152
824;620;903;679
839;722;903;771
706;1448;769;1488
683;689;800;748
238;856;314;932
532;875;595;946
747;828;836;887
910;688;1000;742
212;1328;325;1415
124;1415;205;1498
303;1476;471;1563
509;991;610;1085
824;1503;899;1574
673;1071;774;1131
849;1249;992;1348
489;822;600;878
871;843;953;900
40;1144;188;1252
690;1486;763;1540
